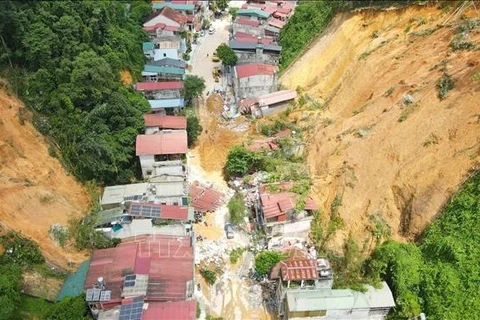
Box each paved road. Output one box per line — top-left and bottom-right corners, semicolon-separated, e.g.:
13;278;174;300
191;18;231;96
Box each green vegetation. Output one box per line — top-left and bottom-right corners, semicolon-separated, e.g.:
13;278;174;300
368;170;480;319
0;264;22;319
200;268;217;285
398;103;420;122
0;232;44;267
196;301;201;319
183;75;206;105
224;146;264;178
0;1;150;185
69;216;121;251
229;247;246;264
187;114;203;147
228;193;247;225
228;7;239;20
13;295;52;320
384;87;395;97
216;43;238;66
437;72;455;100
206;316;223;320
254;251;287;276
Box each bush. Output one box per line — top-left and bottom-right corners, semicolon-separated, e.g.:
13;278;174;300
0;232;44;267
200;268;217;285
68;216;120;251
0;264;22;320
254;251;287;276
228;193;246;225
229;247;246;264
187;114;202;147
224;146;264;179
216;43;237;66
437;73;455;100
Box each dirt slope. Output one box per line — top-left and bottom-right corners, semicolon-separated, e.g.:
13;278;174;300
281;5;480;246
0;83;89;269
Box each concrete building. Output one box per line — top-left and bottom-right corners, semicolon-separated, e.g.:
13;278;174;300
233;63;279;99
229;40;282;65
232;18;264;37
135;81;183;100
144;114;187;134
136;131;188;179
237;8;271;21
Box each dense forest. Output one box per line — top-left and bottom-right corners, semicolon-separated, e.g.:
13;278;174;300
0;0;152;185
367;170;480;319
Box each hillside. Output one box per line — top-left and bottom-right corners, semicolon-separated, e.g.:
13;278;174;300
280;5;480;246
0;83;89;269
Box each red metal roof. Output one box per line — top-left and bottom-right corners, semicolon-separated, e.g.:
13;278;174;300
85;234;194;308
263;7;277;14
236;18;260;27
244;139;279;152
304;198;319;211
136;132;188;156
260;192;295;219
268;18;286;29
136;81;183;91
158;6;188;24
276;6;292;14
280;259;318;281
161;205;189;220
234;32;275;44
235;64;278;79
257;89;297;107
190;182;225;212
186;15;194;23
144;22;180;32
144;114;187;129
273;11;288;19
143;300;196;320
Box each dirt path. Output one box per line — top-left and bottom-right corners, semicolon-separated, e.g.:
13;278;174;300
280;5;480;248
0;83;89;270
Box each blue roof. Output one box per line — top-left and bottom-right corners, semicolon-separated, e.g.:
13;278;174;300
143;42;155;53
56;260;90;301
144;65;185;75
237;8;270;19
152;3;195;11
148;99;185;109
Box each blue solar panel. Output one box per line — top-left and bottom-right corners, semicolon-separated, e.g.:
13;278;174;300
124;281;135;287
125;274;136;281
119;298;144;320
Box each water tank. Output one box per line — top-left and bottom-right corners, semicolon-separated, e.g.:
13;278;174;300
97;277;104;289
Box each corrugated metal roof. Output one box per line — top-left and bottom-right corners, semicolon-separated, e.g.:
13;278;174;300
280;259;318;281
144;114;187;129
229;40;282;52
234;32;275;44
142;300;196;320
234;63;278;79
144;65;185;75
260;192;295;219
268;18;286;29
136;132;188;156
190;182;225;212
136;81;183;91
143;42;155;52
265;25;281;33
273;11;288;18
161;205;190;220
235;17;260;27
286;282;395;312
148;99;185;109
149;58;185;69
101;183;149;206
57;260;90;301
257;90;297;107
237;8;270;19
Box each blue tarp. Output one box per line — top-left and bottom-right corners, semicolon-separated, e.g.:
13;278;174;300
148;98;185;109
144;65;185;75
56;260;90;301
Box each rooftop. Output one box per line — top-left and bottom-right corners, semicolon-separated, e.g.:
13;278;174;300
257;89;297;107
190;182;225;212
286;282;395;312
142;300;196;320
136;132;188;156
143;22;180;32
148;98;185;109
234;63;278;79
268;18;286;29
229;40;282;52
237;8;271;19
233;32;275;45
144;114;187;129
152;2;195;12
235;17;260;27
265;25;281;33
143;65;185;75
136;81;183;91
260;189;318;219
148;58;185;69
128;202;192;221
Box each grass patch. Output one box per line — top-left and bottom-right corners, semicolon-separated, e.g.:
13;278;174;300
398;103;419;122
200;268;217;285
437;73;455;100
410;28;436;37
384;87;395;97
229;247;246;264
352;104;368;116
228;193;246;225
423;133;440;147
12;295;52;320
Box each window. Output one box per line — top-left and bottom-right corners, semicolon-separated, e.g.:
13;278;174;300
173;201;178;206
146;170;152;176
163;53;167;57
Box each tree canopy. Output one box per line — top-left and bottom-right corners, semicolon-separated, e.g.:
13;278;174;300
0;1;150;184
186;114;202;147
0;264;22;320
183;75;206;105
216;43;237;66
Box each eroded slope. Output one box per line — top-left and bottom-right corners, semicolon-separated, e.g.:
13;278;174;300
0;83;89;269
281;5;480;245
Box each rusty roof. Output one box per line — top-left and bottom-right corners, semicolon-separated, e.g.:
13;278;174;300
234;63;278;79
144;114;187;130
136;132;187;156
244;139;279;152
260;192;295;219
236;17;260;27
85;235;193;307
158;6;188;25
143;300;196;320
280;259;318;281
190;182;225;212
136;81;183;91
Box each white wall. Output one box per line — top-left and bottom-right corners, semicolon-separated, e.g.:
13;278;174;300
144;15;180;28
154;48;180;60
139;155;155;179
235;74;277;98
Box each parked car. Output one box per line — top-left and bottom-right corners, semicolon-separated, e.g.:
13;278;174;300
208;27;215;35
224;223;234;239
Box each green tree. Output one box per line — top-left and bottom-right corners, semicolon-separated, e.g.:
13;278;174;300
43;295;89;320
0;264;22;320
224;146;263;179
187;114;202;147
215;0;229;10
216;43;237;66
254;251;286;276
0;232;45;267
228;193;246;224
183;75;206;105
228;7;239;20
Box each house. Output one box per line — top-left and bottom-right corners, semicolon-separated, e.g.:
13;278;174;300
144;114;187;134
233;32;276;45
84;234;196;319
147;98;185;115
149;57;186;69
230;39;282;65
282;282;396;320
232;18;264;37
237;8;271;20
144;22;180;41
258;189;318;224
233;63;278;99
255;89;297;116
153;39;184;60
144;6;188;30
136;131;188;179
142;64;185;82
152;1;203;31
265;24;281;38
135;81;183;100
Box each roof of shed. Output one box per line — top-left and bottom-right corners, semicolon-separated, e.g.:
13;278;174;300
144;65;185;75
279;259;318;281
136;81;183;91
136;132;188;156
189;182;225;212
229;40;282;52
144;114;187;129
234;63;278;79
148;58;185;69
142;300;196;320
257;89;297;106
235;17;261;27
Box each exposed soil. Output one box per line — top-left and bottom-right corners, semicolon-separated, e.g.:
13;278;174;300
280;5;480;248
120;70;133;85
0;82;89;270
